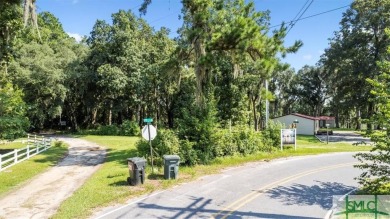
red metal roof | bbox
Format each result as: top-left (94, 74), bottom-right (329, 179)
top-left (316, 116), bottom-right (335, 120)
top-left (290, 113), bottom-right (335, 121)
top-left (291, 113), bottom-right (318, 120)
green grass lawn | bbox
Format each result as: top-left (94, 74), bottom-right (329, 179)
top-left (52, 134), bottom-right (372, 219)
top-left (0, 141), bottom-right (28, 150)
top-left (0, 141), bottom-right (68, 197)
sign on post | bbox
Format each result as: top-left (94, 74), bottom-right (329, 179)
top-left (280, 129), bottom-right (297, 151)
top-left (141, 125), bottom-right (157, 141)
top-left (143, 118), bottom-right (156, 173)
top-left (143, 118), bottom-right (153, 123)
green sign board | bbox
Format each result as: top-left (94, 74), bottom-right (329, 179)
top-left (143, 118), bottom-right (153, 123)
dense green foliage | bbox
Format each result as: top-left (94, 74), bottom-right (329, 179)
top-left (0, 81), bottom-right (29, 139)
top-left (136, 121), bottom-right (282, 166)
top-left (320, 0), bottom-right (390, 129)
top-left (354, 29), bottom-right (390, 194)
top-left (2, 1), bottom-right (388, 170)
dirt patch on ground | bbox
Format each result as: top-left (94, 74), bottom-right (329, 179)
top-left (0, 136), bottom-right (106, 219)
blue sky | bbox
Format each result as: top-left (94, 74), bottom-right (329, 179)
top-left (36, 0), bottom-right (353, 71)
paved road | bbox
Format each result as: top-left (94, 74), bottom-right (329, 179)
top-left (93, 152), bottom-right (362, 219)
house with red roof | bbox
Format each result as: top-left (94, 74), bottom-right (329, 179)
top-left (272, 113), bottom-right (335, 135)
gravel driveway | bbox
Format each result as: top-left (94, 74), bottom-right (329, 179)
top-left (316, 131), bottom-right (371, 144)
top-left (0, 136), bottom-right (106, 219)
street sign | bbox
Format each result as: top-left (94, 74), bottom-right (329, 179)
top-left (143, 118), bottom-right (153, 123)
top-left (142, 125), bottom-right (157, 141)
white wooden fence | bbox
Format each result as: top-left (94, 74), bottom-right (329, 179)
top-left (0, 134), bottom-right (53, 172)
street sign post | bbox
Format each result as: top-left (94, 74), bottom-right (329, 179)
top-left (142, 125), bottom-right (156, 141)
top-left (143, 118), bottom-right (156, 173)
top-left (143, 118), bottom-right (153, 123)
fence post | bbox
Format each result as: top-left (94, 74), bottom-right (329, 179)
top-left (47, 138), bottom-right (51, 148)
top-left (14, 149), bottom-right (18, 164)
top-left (27, 144), bottom-right (30, 159)
top-left (0, 154), bottom-right (2, 171)
top-left (36, 135), bottom-right (39, 153)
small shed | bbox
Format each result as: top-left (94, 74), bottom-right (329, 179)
top-left (272, 113), bottom-right (320, 135)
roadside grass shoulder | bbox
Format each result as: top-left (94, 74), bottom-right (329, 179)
top-left (0, 142), bottom-right (68, 197)
top-left (53, 135), bottom-right (372, 219)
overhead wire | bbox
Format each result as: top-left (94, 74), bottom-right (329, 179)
top-left (286, 0), bottom-right (314, 35)
top-left (131, 1), bottom-right (350, 34)
top-left (270, 5), bottom-right (350, 29)
top-left (287, 0), bottom-right (311, 30)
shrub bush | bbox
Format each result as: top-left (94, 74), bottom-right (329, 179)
top-left (213, 129), bottom-right (237, 157)
top-left (178, 139), bottom-right (199, 166)
top-left (135, 129), bottom-right (180, 165)
top-left (213, 126), bottom-right (263, 157)
top-left (0, 116), bottom-right (29, 140)
top-left (76, 120), bottom-right (140, 136)
top-left (235, 127), bottom-right (262, 155)
top-left (261, 121), bottom-right (283, 151)
top-left (97, 125), bottom-right (119, 135)
top-left (120, 120), bottom-right (140, 136)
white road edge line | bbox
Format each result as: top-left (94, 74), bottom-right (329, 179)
top-left (324, 188), bottom-right (357, 219)
top-left (94, 190), bottom-right (166, 219)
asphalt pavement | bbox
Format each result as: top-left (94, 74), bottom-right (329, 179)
top-left (315, 131), bottom-right (371, 144)
top-left (93, 152), bottom-right (362, 219)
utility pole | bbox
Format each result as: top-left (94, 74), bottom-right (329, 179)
top-left (265, 79), bottom-right (269, 128)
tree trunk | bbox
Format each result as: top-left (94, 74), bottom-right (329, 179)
top-left (166, 97), bottom-right (174, 128)
top-left (252, 98), bottom-right (258, 131)
top-left (168, 108), bottom-right (174, 128)
top-left (355, 108), bottom-right (361, 130)
top-left (92, 108), bottom-right (98, 125)
top-left (108, 100), bottom-right (113, 125)
top-left (367, 102), bottom-right (374, 131)
top-left (70, 114), bottom-right (78, 131)
top-left (155, 86), bottom-right (159, 128)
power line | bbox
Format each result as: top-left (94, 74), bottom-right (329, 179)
top-left (286, 0), bottom-right (314, 35)
top-left (270, 5), bottom-right (350, 29)
top-left (149, 11), bottom-right (180, 25)
top-left (288, 0), bottom-right (311, 30)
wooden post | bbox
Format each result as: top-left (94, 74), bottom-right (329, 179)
top-left (27, 144), bottom-right (30, 159)
top-left (0, 154), bottom-right (2, 171)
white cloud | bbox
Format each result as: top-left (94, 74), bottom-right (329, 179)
top-left (303, 54), bottom-right (313, 60)
top-left (67, 32), bottom-right (83, 42)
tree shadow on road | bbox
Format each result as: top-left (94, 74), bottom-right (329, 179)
top-left (134, 195), bottom-right (319, 219)
top-left (266, 181), bottom-right (355, 209)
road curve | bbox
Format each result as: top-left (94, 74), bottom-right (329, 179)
top-left (93, 152), bottom-right (362, 219)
